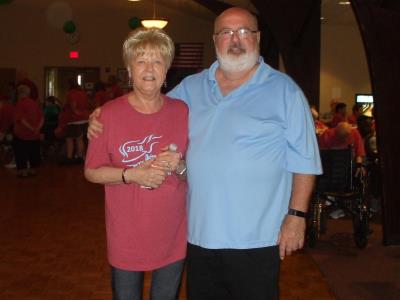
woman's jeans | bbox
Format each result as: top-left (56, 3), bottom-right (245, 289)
top-left (111, 259), bottom-right (184, 300)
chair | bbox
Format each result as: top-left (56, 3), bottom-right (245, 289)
top-left (307, 146), bottom-right (370, 249)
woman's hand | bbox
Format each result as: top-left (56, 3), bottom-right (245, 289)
top-left (127, 160), bottom-right (167, 189)
top-left (87, 107), bottom-right (103, 139)
top-left (152, 146), bottom-right (182, 173)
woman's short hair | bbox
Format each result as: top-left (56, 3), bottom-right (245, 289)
top-left (122, 27), bottom-right (175, 70)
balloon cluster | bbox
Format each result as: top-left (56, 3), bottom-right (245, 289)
top-left (63, 20), bottom-right (76, 34)
top-left (128, 17), bottom-right (141, 30)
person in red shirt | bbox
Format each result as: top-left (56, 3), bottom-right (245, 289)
top-left (330, 102), bottom-right (348, 128)
top-left (319, 121), bottom-right (365, 165)
top-left (93, 81), bottom-right (111, 107)
top-left (84, 28), bottom-right (188, 299)
top-left (13, 85), bottom-right (43, 177)
top-left (107, 74), bottom-right (124, 99)
top-left (60, 79), bottom-right (90, 164)
top-left (348, 103), bottom-right (362, 125)
top-left (319, 121), bottom-right (366, 219)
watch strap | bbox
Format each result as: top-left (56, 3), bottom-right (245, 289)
top-left (287, 208), bottom-right (308, 218)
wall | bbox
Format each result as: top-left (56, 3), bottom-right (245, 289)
top-left (320, 21), bottom-right (371, 114)
top-left (0, 1), bottom-right (372, 111)
top-left (0, 1), bottom-right (215, 101)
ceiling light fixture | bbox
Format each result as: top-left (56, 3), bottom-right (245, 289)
top-left (338, 1), bottom-right (351, 5)
top-left (141, 0), bottom-right (168, 29)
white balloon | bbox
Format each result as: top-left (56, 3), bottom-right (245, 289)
top-left (46, 0), bottom-right (72, 29)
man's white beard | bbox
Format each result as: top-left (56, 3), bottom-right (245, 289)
top-left (216, 47), bottom-right (259, 73)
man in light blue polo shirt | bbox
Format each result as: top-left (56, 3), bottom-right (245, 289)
top-left (168, 7), bottom-right (321, 299)
top-left (88, 6), bottom-right (321, 300)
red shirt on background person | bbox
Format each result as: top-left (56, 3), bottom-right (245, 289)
top-left (348, 104), bottom-right (362, 125)
top-left (319, 122), bottom-right (365, 162)
top-left (55, 81), bottom-right (89, 138)
top-left (107, 75), bottom-right (124, 99)
top-left (66, 87), bottom-right (90, 122)
top-left (94, 89), bottom-right (111, 107)
top-left (14, 96), bottom-right (43, 140)
top-left (93, 81), bottom-right (111, 107)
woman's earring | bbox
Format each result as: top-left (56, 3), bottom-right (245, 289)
top-left (163, 81), bottom-right (167, 88)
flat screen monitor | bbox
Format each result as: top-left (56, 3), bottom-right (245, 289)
top-left (355, 94), bottom-right (374, 104)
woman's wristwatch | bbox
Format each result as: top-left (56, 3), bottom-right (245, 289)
top-left (175, 160), bottom-right (187, 175)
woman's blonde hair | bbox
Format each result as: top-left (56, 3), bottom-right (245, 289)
top-left (122, 27), bottom-right (175, 70)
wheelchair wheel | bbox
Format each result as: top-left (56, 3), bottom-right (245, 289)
top-left (307, 201), bottom-right (323, 248)
top-left (352, 205), bottom-right (369, 249)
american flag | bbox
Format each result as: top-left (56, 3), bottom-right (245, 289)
top-left (172, 43), bottom-right (204, 68)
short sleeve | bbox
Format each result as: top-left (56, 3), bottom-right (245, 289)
top-left (85, 112), bottom-right (111, 169)
top-left (284, 90), bottom-right (322, 175)
top-left (167, 80), bottom-right (190, 106)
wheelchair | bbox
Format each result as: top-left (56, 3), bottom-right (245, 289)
top-left (307, 146), bottom-right (370, 249)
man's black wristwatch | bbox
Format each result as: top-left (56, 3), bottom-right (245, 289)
top-left (287, 208), bottom-right (308, 219)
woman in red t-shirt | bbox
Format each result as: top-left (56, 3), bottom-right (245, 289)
top-left (13, 85), bottom-right (43, 177)
top-left (84, 28), bottom-right (188, 300)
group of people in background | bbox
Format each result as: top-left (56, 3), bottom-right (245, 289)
top-left (0, 72), bottom-right (125, 176)
top-left (311, 101), bottom-right (380, 216)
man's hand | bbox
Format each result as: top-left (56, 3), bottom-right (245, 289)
top-left (277, 215), bottom-right (306, 260)
top-left (87, 107), bottom-right (103, 140)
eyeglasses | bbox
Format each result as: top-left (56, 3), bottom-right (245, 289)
top-left (214, 28), bottom-right (259, 39)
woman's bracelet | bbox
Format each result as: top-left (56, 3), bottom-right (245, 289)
top-left (122, 168), bottom-right (129, 184)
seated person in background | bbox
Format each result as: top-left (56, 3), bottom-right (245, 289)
top-left (311, 106), bottom-right (328, 136)
top-left (330, 102), bottom-right (348, 128)
top-left (319, 121), bottom-right (365, 174)
top-left (320, 99), bottom-right (338, 125)
top-left (348, 103), bottom-right (363, 126)
top-left (319, 122), bottom-right (366, 219)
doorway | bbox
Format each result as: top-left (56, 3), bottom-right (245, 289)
top-left (44, 67), bottom-right (100, 106)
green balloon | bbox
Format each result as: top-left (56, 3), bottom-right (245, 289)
top-left (128, 17), bottom-right (141, 29)
top-left (0, 0), bottom-right (13, 4)
top-left (63, 21), bottom-right (76, 34)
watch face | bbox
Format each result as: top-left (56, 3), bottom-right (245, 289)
top-left (66, 31), bottom-right (80, 44)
